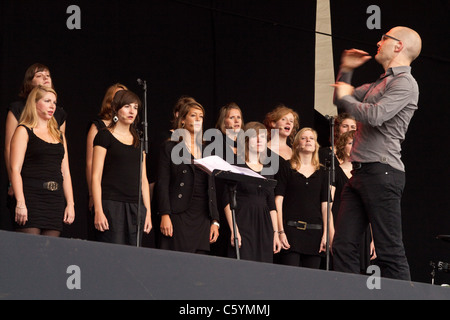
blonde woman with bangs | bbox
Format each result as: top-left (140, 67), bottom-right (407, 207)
top-left (274, 127), bottom-right (334, 269)
top-left (10, 86), bottom-right (75, 236)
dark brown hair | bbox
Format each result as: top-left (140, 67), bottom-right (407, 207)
top-left (19, 63), bottom-right (53, 99)
top-left (98, 83), bottom-right (128, 120)
top-left (108, 90), bottom-right (142, 148)
top-left (335, 130), bottom-right (355, 161)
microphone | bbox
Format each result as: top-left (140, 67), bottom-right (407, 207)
top-left (137, 78), bottom-right (146, 88)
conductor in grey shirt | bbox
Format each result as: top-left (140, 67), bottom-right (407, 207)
top-left (332, 26), bottom-right (422, 280)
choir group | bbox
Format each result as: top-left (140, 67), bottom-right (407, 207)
top-left (5, 63), bottom-right (356, 271)
top-left (4, 27), bottom-right (422, 281)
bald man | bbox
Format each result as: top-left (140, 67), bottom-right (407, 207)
top-left (332, 27), bottom-right (422, 281)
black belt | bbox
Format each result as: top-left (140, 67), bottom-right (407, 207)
top-left (26, 178), bottom-right (61, 191)
top-left (287, 220), bottom-right (322, 230)
top-left (352, 162), bottom-right (380, 170)
top-left (352, 162), bottom-right (363, 170)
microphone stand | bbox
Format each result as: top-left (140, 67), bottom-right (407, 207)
top-left (228, 183), bottom-right (240, 259)
top-left (325, 115), bottom-right (335, 271)
top-left (136, 78), bottom-right (149, 247)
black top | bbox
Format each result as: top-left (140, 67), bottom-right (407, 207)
top-left (275, 163), bottom-right (329, 255)
top-left (94, 129), bottom-right (141, 202)
top-left (89, 118), bottom-right (107, 132)
top-left (318, 146), bottom-right (339, 170)
top-left (331, 165), bottom-right (348, 222)
top-left (224, 162), bottom-right (277, 212)
top-left (8, 99), bottom-right (67, 128)
top-left (20, 124), bottom-right (64, 183)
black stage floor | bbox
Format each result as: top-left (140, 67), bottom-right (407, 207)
top-left (1, 230), bottom-right (449, 300)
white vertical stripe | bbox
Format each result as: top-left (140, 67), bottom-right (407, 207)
top-left (315, 0), bottom-right (337, 117)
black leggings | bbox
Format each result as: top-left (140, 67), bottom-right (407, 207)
top-left (279, 251), bottom-right (322, 269)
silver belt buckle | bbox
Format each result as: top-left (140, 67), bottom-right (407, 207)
top-left (44, 181), bottom-right (58, 191)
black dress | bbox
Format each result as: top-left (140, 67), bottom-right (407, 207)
top-left (16, 125), bottom-right (65, 231)
top-left (162, 165), bottom-right (211, 253)
top-left (225, 163), bottom-right (276, 263)
top-left (6, 100), bottom-right (67, 230)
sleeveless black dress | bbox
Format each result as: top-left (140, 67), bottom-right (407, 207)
top-left (16, 125), bottom-right (65, 231)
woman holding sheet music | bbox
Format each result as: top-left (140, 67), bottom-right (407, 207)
top-left (223, 122), bottom-right (281, 262)
top-left (156, 100), bottom-right (220, 254)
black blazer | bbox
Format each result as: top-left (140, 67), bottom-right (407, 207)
top-left (156, 140), bottom-right (219, 222)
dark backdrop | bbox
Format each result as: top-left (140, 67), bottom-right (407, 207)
top-left (1, 0), bottom-right (449, 284)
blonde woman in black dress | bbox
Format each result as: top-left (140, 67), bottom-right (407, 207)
top-left (10, 86), bottom-right (74, 236)
top-left (275, 127), bottom-right (334, 268)
top-left (5, 63), bottom-right (67, 229)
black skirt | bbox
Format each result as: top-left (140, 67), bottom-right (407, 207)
top-left (159, 167), bottom-right (210, 253)
top-left (15, 178), bottom-right (65, 232)
top-left (95, 199), bottom-right (146, 246)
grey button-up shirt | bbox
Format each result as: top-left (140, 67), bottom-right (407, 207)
top-left (336, 66), bottom-right (419, 172)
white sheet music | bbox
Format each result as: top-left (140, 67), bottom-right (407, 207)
top-left (193, 156), bottom-right (266, 179)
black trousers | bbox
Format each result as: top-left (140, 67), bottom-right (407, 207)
top-left (332, 162), bottom-right (411, 281)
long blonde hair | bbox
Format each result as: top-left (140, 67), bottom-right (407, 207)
top-left (290, 127), bottom-right (321, 171)
top-left (19, 85), bottom-right (62, 143)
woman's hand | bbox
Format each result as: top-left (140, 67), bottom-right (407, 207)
top-left (144, 210), bottom-right (152, 234)
top-left (15, 202), bottom-right (28, 226)
top-left (230, 229), bottom-right (242, 248)
top-left (209, 222), bottom-right (219, 243)
top-left (273, 231), bottom-right (282, 254)
top-left (94, 210), bottom-right (109, 232)
top-left (160, 214), bottom-right (173, 237)
top-left (278, 231), bottom-right (290, 250)
top-left (63, 203), bottom-right (75, 225)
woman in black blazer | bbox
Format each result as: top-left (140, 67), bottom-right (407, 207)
top-left (156, 100), bottom-right (219, 254)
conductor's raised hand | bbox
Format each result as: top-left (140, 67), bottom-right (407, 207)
top-left (340, 49), bottom-right (372, 72)
top-left (331, 81), bottom-right (355, 100)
